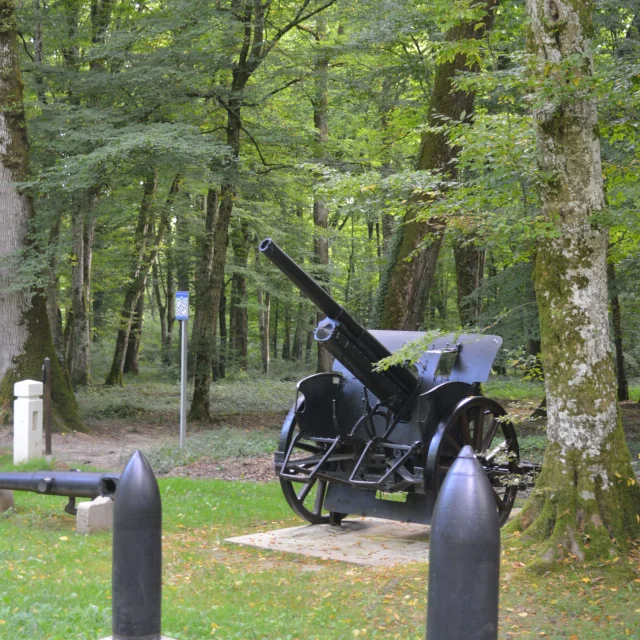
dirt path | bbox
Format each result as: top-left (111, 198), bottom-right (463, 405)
top-left (0, 420), bottom-right (175, 471)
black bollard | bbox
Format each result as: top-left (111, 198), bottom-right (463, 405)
top-left (112, 450), bottom-right (162, 640)
top-left (426, 445), bottom-right (500, 640)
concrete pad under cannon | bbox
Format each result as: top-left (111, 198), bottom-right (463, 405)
top-left (226, 517), bottom-right (430, 567)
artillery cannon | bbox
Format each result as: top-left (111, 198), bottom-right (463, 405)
top-left (0, 470), bottom-right (119, 514)
top-left (260, 238), bottom-right (532, 527)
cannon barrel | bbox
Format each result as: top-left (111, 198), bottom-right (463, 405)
top-left (0, 471), bottom-right (119, 498)
top-left (260, 238), bottom-right (418, 414)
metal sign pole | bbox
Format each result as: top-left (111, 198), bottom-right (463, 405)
top-left (176, 292), bottom-right (189, 450)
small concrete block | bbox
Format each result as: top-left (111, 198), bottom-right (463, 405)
top-left (0, 489), bottom-right (14, 512)
top-left (14, 379), bottom-right (43, 398)
top-left (76, 496), bottom-right (114, 534)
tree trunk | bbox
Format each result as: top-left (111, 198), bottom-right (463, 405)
top-left (217, 285), bottom-right (227, 380)
top-left (0, 0), bottom-right (82, 430)
top-left (305, 315), bottom-right (314, 364)
top-left (510, 0), bottom-right (640, 559)
top-left (608, 261), bottom-right (628, 401)
top-left (152, 216), bottom-right (176, 368)
top-left (45, 216), bottom-right (65, 364)
top-left (123, 292), bottom-right (143, 375)
top-left (258, 290), bottom-right (270, 373)
top-left (375, 9), bottom-right (494, 330)
top-left (190, 190), bottom-right (218, 417)
top-left (190, 182), bottom-right (233, 419)
top-left (271, 298), bottom-right (280, 358)
top-left (230, 220), bottom-right (250, 370)
top-left (175, 207), bottom-right (191, 292)
top-left (292, 303), bottom-right (306, 361)
top-left (312, 15), bottom-right (333, 373)
top-left (255, 245), bottom-right (270, 374)
top-left (282, 303), bottom-right (292, 361)
top-left (453, 239), bottom-right (485, 326)
top-left (69, 197), bottom-right (96, 387)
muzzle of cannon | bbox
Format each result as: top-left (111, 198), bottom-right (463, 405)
top-left (0, 470), bottom-right (119, 514)
top-left (261, 238), bottom-right (539, 528)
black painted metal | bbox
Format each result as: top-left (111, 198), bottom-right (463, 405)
top-left (0, 471), bottom-right (118, 498)
top-left (426, 445), bottom-right (500, 640)
top-left (112, 450), bottom-right (162, 640)
top-left (262, 239), bottom-right (534, 527)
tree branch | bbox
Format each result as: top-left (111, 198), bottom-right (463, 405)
top-left (16, 31), bottom-right (35, 63)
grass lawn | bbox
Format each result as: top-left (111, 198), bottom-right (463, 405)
top-left (0, 373), bottom-right (638, 639)
top-left (0, 471), bottom-right (638, 640)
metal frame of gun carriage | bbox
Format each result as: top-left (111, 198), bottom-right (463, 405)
top-left (260, 238), bottom-right (539, 528)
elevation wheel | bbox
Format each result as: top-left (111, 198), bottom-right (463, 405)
top-left (276, 402), bottom-right (347, 525)
top-left (425, 396), bottom-right (520, 526)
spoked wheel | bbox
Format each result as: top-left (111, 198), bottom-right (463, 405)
top-left (425, 396), bottom-right (521, 526)
top-left (276, 402), bottom-right (346, 525)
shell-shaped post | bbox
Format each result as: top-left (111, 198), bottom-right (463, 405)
top-left (426, 445), bottom-right (500, 640)
top-left (112, 450), bottom-right (162, 640)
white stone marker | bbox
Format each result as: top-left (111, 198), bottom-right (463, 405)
top-left (13, 379), bottom-right (44, 464)
top-left (76, 496), bottom-right (114, 535)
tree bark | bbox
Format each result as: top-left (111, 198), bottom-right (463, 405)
top-left (230, 220), bottom-right (250, 370)
top-left (123, 292), bottom-right (143, 375)
top-left (0, 0), bottom-right (82, 430)
top-left (453, 239), bottom-right (485, 326)
top-left (271, 298), bottom-right (279, 359)
top-left (375, 9), bottom-right (494, 330)
top-left (258, 289), bottom-right (270, 373)
top-left (190, 190), bottom-right (219, 417)
top-left (510, 0), bottom-right (640, 559)
top-left (282, 303), bottom-right (292, 361)
top-left (608, 261), bottom-right (628, 402)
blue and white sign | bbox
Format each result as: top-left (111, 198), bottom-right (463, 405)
top-left (176, 291), bottom-right (189, 320)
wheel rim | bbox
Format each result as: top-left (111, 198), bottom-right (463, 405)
top-left (425, 396), bottom-right (520, 526)
top-left (277, 401), bottom-right (335, 525)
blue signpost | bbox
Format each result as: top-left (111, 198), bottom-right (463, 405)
top-left (176, 292), bottom-right (189, 449)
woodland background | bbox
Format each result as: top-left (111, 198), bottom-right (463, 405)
top-left (5, 0), bottom-right (640, 415)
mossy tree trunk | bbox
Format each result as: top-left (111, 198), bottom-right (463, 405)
top-left (510, 0), bottom-right (640, 561)
top-left (0, 0), bottom-right (82, 430)
top-left (375, 5), bottom-right (494, 330)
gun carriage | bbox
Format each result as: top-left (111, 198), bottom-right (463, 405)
top-left (260, 238), bottom-right (529, 527)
